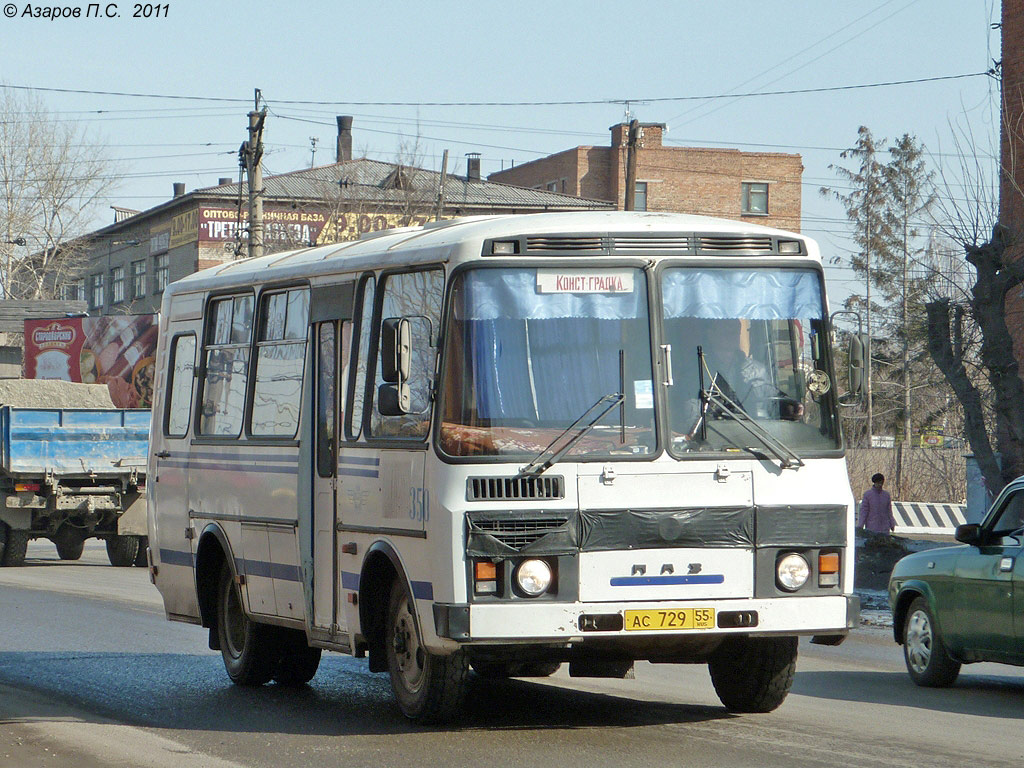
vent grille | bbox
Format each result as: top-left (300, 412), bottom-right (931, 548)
top-left (467, 475), bottom-right (565, 501)
top-left (470, 515), bottom-right (571, 550)
top-left (612, 236), bottom-right (690, 251)
top-left (697, 236), bottom-right (774, 253)
top-left (526, 236), bottom-right (603, 252)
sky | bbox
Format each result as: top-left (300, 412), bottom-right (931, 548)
top-left (0, 0), bottom-right (1003, 307)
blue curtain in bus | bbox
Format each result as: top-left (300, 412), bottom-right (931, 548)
top-left (464, 269), bottom-right (644, 321)
top-left (662, 269), bottom-right (823, 319)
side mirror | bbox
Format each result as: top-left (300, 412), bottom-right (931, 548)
top-left (381, 318), bottom-right (411, 384)
top-left (848, 333), bottom-right (865, 396)
top-left (378, 382), bottom-right (411, 416)
top-left (954, 523), bottom-right (982, 545)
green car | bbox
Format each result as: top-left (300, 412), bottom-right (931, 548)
top-left (889, 480), bottom-right (1024, 686)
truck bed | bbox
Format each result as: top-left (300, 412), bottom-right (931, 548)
top-left (0, 408), bottom-right (150, 477)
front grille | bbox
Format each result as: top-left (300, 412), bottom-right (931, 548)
top-left (467, 475), bottom-right (564, 501)
top-left (470, 514), bottom-right (571, 550)
top-left (612, 236), bottom-right (690, 251)
top-left (697, 235), bottom-right (774, 253)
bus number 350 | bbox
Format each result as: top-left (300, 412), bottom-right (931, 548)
top-left (410, 487), bottom-right (430, 522)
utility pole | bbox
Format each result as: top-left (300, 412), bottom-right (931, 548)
top-left (435, 149), bottom-right (449, 221)
top-left (309, 136), bottom-right (319, 168)
top-left (623, 119), bottom-right (640, 211)
top-left (239, 89), bottom-right (267, 260)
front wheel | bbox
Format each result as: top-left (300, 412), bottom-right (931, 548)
top-left (216, 562), bottom-right (276, 686)
top-left (386, 577), bottom-right (468, 723)
top-left (903, 596), bottom-right (960, 687)
top-left (0, 523), bottom-right (29, 567)
top-left (708, 636), bottom-right (798, 713)
top-left (272, 628), bottom-right (321, 686)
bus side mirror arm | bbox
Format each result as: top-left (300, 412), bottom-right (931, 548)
top-left (830, 309), bottom-right (864, 408)
top-left (378, 382), bottom-right (411, 415)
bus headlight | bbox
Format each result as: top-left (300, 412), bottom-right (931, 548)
top-left (515, 559), bottom-right (552, 597)
top-left (776, 553), bottom-right (810, 592)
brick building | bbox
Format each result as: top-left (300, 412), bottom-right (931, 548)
top-left (72, 119), bottom-right (611, 316)
top-left (488, 122), bottom-right (803, 232)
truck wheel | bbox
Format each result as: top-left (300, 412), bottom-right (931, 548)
top-left (106, 535), bottom-right (140, 567)
top-left (272, 628), bottom-right (321, 686)
top-left (216, 561), bottom-right (276, 686)
top-left (0, 523), bottom-right (28, 567)
top-left (132, 537), bottom-right (149, 567)
top-left (386, 577), bottom-right (468, 723)
top-left (708, 636), bottom-right (798, 713)
top-left (53, 527), bottom-right (85, 561)
top-left (472, 661), bottom-right (561, 678)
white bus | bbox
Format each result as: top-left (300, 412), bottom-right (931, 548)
top-left (147, 212), bottom-right (860, 723)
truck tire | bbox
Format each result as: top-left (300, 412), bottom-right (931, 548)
top-left (53, 527), bottom-right (85, 561)
top-left (0, 523), bottom-right (28, 567)
top-left (708, 636), bottom-right (798, 713)
top-left (216, 561), bottom-right (276, 686)
top-left (272, 628), bottom-right (321, 687)
top-left (133, 536), bottom-right (149, 567)
top-left (386, 576), bottom-right (468, 723)
top-left (472, 661), bottom-right (561, 678)
top-left (106, 535), bottom-right (140, 567)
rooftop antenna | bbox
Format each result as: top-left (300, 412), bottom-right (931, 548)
top-left (309, 136), bottom-right (319, 168)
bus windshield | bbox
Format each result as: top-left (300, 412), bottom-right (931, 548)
top-left (439, 266), bottom-right (657, 459)
top-left (661, 266), bottom-right (840, 456)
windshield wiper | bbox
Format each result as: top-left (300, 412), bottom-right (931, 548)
top-left (517, 392), bottom-right (625, 478)
top-left (694, 349), bottom-right (803, 469)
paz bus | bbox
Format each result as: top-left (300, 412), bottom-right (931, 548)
top-left (147, 211), bottom-right (860, 723)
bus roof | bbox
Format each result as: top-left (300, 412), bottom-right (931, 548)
top-left (167, 211), bottom-right (818, 297)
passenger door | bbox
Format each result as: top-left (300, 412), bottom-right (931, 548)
top-left (310, 283), bottom-right (354, 635)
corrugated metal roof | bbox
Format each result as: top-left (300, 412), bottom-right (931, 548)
top-left (192, 158), bottom-right (612, 211)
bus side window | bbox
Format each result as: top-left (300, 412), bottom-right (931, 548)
top-left (370, 269), bottom-right (443, 439)
top-left (346, 275), bottom-right (376, 440)
top-left (165, 334), bottom-right (196, 437)
top-left (250, 287), bottom-right (309, 437)
top-left (199, 293), bottom-right (254, 437)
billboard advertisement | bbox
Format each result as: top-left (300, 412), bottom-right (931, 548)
top-left (23, 315), bottom-right (159, 408)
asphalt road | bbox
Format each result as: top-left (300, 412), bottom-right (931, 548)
top-left (2, 540), bottom-right (1024, 768)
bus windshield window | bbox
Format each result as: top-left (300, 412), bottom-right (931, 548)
top-left (661, 267), bottom-right (840, 455)
top-left (440, 267), bottom-right (656, 459)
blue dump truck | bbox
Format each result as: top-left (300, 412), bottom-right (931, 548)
top-left (0, 405), bottom-right (149, 567)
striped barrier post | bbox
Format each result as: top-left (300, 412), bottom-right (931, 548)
top-left (891, 501), bottom-right (967, 536)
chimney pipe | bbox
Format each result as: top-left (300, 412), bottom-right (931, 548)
top-left (218, 177), bottom-right (232, 186)
top-left (337, 115), bottom-right (353, 162)
top-left (466, 152), bottom-right (481, 181)
top-left (173, 182), bottom-right (185, 197)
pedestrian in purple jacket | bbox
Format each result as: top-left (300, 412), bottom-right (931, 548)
top-left (858, 472), bottom-right (895, 535)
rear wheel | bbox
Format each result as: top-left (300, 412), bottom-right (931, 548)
top-left (106, 535), bottom-right (141, 567)
top-left (708, 636), bottom-right (798, 713)
top-left (132, 536), bottom-right (149, 567)
top-left (903, 596), bottom-right (960, 687)
top-left (53, 526), bottom-right (85, 561)
top-left (216, 562), bottom-right (276, 686)
top-left (0, 523), bottom-right (29, 567)
top-left (386, 577), bottom-right (468, 723)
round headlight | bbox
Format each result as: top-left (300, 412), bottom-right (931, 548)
top-left (776, 553), bottom-right (810, 592)
top-left (515, 559), bottom-right (553, 597)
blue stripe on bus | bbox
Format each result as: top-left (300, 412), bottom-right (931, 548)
top-left (337, 467), bottom-right (380, 478)
top-left (609, 574), bottom-right (725, 587)
top-left (241, 560), bottom-right (302, 582)
top-left (159, 548), bottom-right (194, 567)
top-left (338, 455), bottom-right (381, 466)
top-left (411, 581), bottom-right (433, 600)
top-left (160, 459), bottom-right (298, 475)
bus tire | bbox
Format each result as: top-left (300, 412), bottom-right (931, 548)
top-left (386, 577), bottom-right (468, 723)
top-left (272, 628), bottom-right (321, 687)
top-left (216, 562), bottom-right (275, 686)
top-left (472, 661), bottom-right (561, 679)
top-left (132, 537), bottom-right (149, 567)
top-left (53, 526), bottom-right (85, 561)
top-left (0, 524), bottom-right (29, 567)
top-left (708, 636), bottom-right (797, 713)
top-left (106, 535), bottom-right (140, 567)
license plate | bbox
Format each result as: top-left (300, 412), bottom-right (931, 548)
top-left (623, 608), bottom-right (715, 632)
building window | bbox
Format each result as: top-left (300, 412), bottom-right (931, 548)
top-left (546, 181), bottom-right (558, 192)
top-left (111, 266), bottom-right (125, 304)
top-left (131, 260), bottom-right (146, 298)
top-left (634, 182), bottom-right (648, 212)
top-left (62, 280), bottom-right (85, 302)
top-left (154, 253), bottom-right (168, 293)
top-left (742, 182), bottom-right (769, 215)
top-left (90, 274), bottom-right (104, 309)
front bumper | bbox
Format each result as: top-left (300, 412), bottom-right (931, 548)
top-left (434, 594), bottom-right (859, 642)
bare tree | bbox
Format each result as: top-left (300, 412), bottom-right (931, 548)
top-left (0, 87), bottom-right (121, 299)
